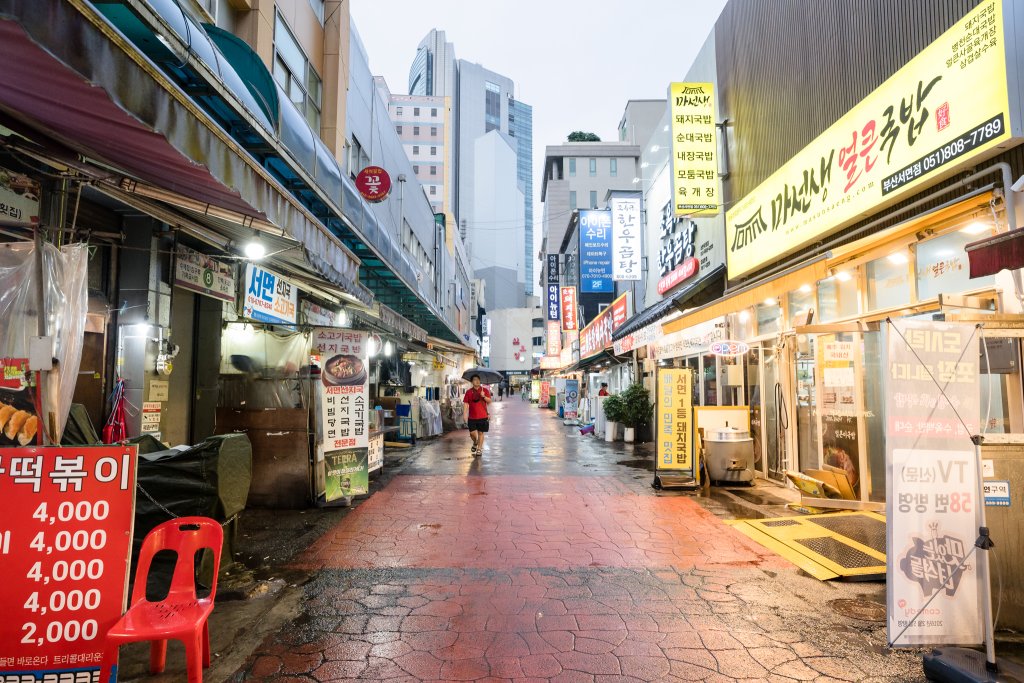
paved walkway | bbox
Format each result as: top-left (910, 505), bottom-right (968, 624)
top-left (234, 399), bottom-right (925, 682)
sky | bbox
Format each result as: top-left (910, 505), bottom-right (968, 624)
top-left (349, 0), bottom-right (728, 294)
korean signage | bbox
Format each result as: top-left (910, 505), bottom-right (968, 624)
top-left (243, 264), bottom-right (298, 325)
top-left (564, 379), bottom-right (580, 420)
top-left (0, 357), bottom-right (29, 391)
top-left (368, 432), bottom-right (384, 473)
top-left (613, 322), bottom-right (662, 356)
top-left (301, 300), bottom-right (340, 327)
top-left (546, 320), bottom-right (562, 357)
top-left (313, 329), bottom-right (370, 501)
top-left (546, 253), bottom-right (560, 284)
top-left (727, 0), bottom-right (1013, 279)
top-left (579, 293), bottom-right (629, 359)
top-left (820, 341), bottom-right (862, 495)
top-left (578, 210), bottom-right (613, 293)
top-left (670, 82), bottom-right (719, 217)
top-left (539, 356), bottom-right (560, 370)
top-left (540, 381), bottom-right (551, 406)
top-left (174, 245), bottom-right (236, 303)
top-left (611, 197), bottom-right (642, 281)
top-left (355, 166), bottom-right (392, 202)
top-left (531, 380), bottom-right (541, 402)
top-left (546, 285), bottom-right (560, 321)
top-left (560, 287), bottom-right (578, 332)
top-left (886, 320), bottom-right (981, 646)
top-left (0, 446), bottom-right (136, 682)
top-left (657, 368), bottom-right (696, 478)
top-left (652, 318), bottom-right (726, 360)
top-left (0, 167), bottom-right (41, 224)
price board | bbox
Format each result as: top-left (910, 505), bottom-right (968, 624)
top-left (0, 446), bottom-right (137, 681)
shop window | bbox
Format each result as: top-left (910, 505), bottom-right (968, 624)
top-left (729, 308), bottom-right (756, 340)
top-left (787, 284), bottom-right (815, 328)
top-left (980, 338), bottom-right (1022, 433)
top-left (916, 224), bottom-right (997, 301)
top-left (702, 354), bottom-right (718, 406)
top-left (756, 299), bottom-right (782, 336)
top-left (866, 251), bottom-right (911, 311)
top-left (817, 271), bottom-right (859, 322)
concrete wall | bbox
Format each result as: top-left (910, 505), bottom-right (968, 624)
top-left (485, 306), bottom-right (536, 372)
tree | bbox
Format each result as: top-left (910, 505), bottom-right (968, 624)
top-left (567, 131), bottom-right (601, 142)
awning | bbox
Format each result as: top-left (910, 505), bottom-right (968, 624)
top-left (966, 228), bottom-right (1024, 278)
top-left (613, 265), bottom-right (727, 341)
top-left (567, 349), bottom-right (626, 374)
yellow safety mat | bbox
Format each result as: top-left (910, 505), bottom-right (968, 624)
top-left (727, 511), bottom-right (886, 581)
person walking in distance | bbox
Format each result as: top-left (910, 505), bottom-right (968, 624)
top-left (464, 374), bottom-right (492, 457)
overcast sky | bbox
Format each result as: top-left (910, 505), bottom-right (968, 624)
top-left (349, 0), bottom-right (727, 291)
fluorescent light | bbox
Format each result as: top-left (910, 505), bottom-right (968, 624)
top-left (244, 236), bottom-right (266, 260)
top-left (961, 221), bottom-right (990, 236)
top-left (738, 309), bottom-right (751, 324)
top-left (834, 270), bottom-right (852, 282)
top-left (798, 283), bottom-right (812, 294)
top-left (763, 297), bottom-right (777, 306)
top-left (384, 340), bottom-right (394, 356)
top-left (887, 251), bottom-right (909, 265)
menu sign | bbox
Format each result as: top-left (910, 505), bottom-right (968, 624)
top-left (820, 341), bottom-right (862, 494)
top-left (657, 368), bottom-right (696, 479)
top-left (669, 83), bottom-right (719, 217)
top-left (313, 329), bottom-right (369, 501)
top-left (0, 446), bottom-right (136, 681)
top-left (886, 320), bottom-right (981, 646)
top-left (611, 197), bottom-right (642, 281)
top-left (243, 264), bottom-right (298, 325)
top-left (174, 245), bottom-right (235, 303)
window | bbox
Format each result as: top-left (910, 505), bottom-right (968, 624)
top-left (413, 126), bottom-right (420, 135)
top-left (413, 165), bottom-right (420, 174)
top-left (532, 319), bottom-right (543, 328)
top-left (396, 125), bottom-right (403, 135)
top-left (569, 158), bottom-right (576, 177)
top-left (916, 225), bottom-right (996, 301)
top-left (431, 108), bottom-right (438, 117)
top-left (485, 81), bottom-right (501, 132)
top-left (787, 285), bottom-right (815, 327)
top-left (430, 186), bottom-right (437, 195)
top-left (569, 191), bottom-right (577, 210)
top-left (412, 146), bottom-right (420, 155)
top-left (756, 299), bottom-right (782, 336)
top-left (589, 190), bottom-right (597, 208)
top-left (589, 158), bottom-right (597, 176)
top-left (307, 0), bottom-right (325, 24)
top-left (431, 126), bottom-right (438, 136)
top-left (414, 107), bottom-right (420, 116)
top-left (430, 146), bottom-right (437, 155)
top-left (532, 336), bottom-right (543, 346)
top-left (817, 271), bottom-right (859, 322)
top-left (866, 251), bottom-right (911, 311)
top-left (610, 159), bottom-right (618, 177)
top-left (429, 166), bottom-right (437, 176)
top-left (273, 14), bottom-right (321, 131)
top-left (396, 106), bottom-right (403, 116)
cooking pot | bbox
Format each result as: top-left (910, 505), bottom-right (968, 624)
top-left (704, 426), bottom-right (755, 483)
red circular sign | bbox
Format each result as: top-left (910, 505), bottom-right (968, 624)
top-left (355, 166), bottom-right (391, 202)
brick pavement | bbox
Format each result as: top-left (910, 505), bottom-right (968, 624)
top-left (233, 400), bottom-right (925, 682)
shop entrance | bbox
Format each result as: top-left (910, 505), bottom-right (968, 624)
top-left (760, 345), bottom-right (787, 482)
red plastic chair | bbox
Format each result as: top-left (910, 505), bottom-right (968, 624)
top-left (101, 517), bottom-right (223, 683)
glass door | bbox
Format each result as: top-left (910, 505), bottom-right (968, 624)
top-left (762, 346), bottom-right (786, 481)
top-left (746, 347), bottom-right (763, 474)
top-left (794, 335), bottom-right (819, 473)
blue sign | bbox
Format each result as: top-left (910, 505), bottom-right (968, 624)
top-left (243, 263), bottom-right (298, 324)
top-left (579, 210), bottom-right (613, 293)
top-left (546, 284), bottom-right (560, 320)
top-left (984, 480), bottom-right (1011, 507)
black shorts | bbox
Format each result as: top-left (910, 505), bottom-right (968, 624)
top-left (467, 418), bottom-right (489, 433)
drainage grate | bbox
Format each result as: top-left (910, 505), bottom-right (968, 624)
top-left (795, 537), bottom-right (882, 569)
top-left (760, 519), bottom-right (801, 528)
top-left (807, 515), bottom-right (886, 554)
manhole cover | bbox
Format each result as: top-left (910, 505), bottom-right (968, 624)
top-left (829, 598), bottom-right (886, 622)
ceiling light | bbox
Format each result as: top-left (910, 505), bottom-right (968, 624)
top-left (384, 340), bottom-right (394, 356)
top-left (243, 234), bottom-right (266, 260)
top-left (961, 221), bottom-right (990, 236)
top-left (798, 283), bottom-right (812, 294)
top-left (834, 270), bottom-right (852, 282)
top-left (738, 309), bottom-right (751, 324)
top-left (763, 297), bottom-right (777, 306)
top-left (887, 251), bottom-right (909, 265)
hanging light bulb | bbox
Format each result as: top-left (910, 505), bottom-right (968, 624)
top-left (384, 340), bottom-right (394, 356)
top-left (243, 231), bottom-right (266, 260)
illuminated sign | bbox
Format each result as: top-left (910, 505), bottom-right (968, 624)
top-left (611, 197), bottom-right (641, 280)
top-left (670, 82), bottom-right (719, 217)
top-left (709, 340), bottom-right (750, 357)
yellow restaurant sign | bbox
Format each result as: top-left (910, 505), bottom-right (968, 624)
top-left (726, 0), bottom-right (1014, 279)
top-left (670, 82), bottom-right (719, 217)
top-left (657, 367), bottom-right (695, 478)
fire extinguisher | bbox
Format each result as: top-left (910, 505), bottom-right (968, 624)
top-left (102, 378), bottom-right (128, 444)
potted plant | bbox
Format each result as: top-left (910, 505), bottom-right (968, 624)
top-left (619, 383), bottom-right (654, 443)
top-left (602, 393), bottom-right (625, 442)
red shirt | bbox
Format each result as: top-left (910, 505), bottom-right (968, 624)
top-left (463, 387), bottom-right (491, 420)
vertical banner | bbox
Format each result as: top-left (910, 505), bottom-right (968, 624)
top-left (611, 197), bottom-right (642, 280)
top-left (0, 446), bottom-right (137, 681)
top-left (886, 320), bottom-right (981, 646)
top-left (560, 287), bottom-right (578, 332)
top-left (313, 329), bottom-right (370, 501)
top-left (540, 381), bottom-right (551, 407)
top-left (531, 379), bottom-right (541, 402)
top-left (546, 320), bottom-right (562, 356)
top-left (564, 379), bottom-right (580, 420)
top-left (820, 341), bottom-right (861, 493)
top-left (546, 254), bottom-right (561, 321)
top-left (579, 210), bottom-right (613, 293)
top-left (657, 367), bottom-right (696, 479)
top-left (669, 82), bottom-right (719, 217)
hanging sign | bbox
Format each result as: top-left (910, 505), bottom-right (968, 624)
top-left (301, 300), bottom-right (341, 327)
top-left (564, 379), bottom-right (580, 420)
top-left (546, 321), bottom-right (562, 357)
top-left (578, 210), bottom-right (613, 293)
top-left (886, 320), bottom-right (981, 647)
top-left (243, 264), bottom-right (298, 325)
top-left (579, 293), bottom-right (629, 359)
top-left (0, 446), bottom-right (137, 682)
top-left (174, 245), bottom-right (235, 303)
top-left (727, 0), bottom-right (1012, 279)
top-left (560, 287), bottom-right (578, 332)
top-left (546, 285), bottom-right (560, 321)
top-left (611, 197), bottom-right (642, 280)
top-left (656, 367), bottom-right (696, 479)
top-left (669, 83), bottom-right (719, 217)
top-left (0, 166), bottom-right (41, 224)
top-left (355, 166), bottom-right (392, 202)
top-left (531, 380), bottom-right (541, 402)
top-left (313, 329), bottom-right (370, 501)
top-left (613, 322), bottom-right (662, 356)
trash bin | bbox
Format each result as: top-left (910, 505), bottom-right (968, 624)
top-left (704, 426), bottom-right (756, 483)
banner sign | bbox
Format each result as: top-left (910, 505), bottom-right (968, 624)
top-left (611, 197), bottom-right (642, 281)
top-left (560, 287), bottom-right (578, 332)
top-left (531, 380), bottom-right (541, 402)
top-left (579, 210), bottom-right (613, 293)
top-left (669, 82), bottom-right (719, 217)
top-left (886, 320), bottom-right (981, 646)
top-left (579, 293), bottom-right (629, 358)
top-left (0, 166), bottom-right (41, 224)
top-left (546, 284), bottom-right (560, 321)
top-left (243, 264), bottom-right (298, 325)
top-left (652, 318), bottom-right (726, 360)
top-left (301, 300), bottom-right (340, 327)
top-left (540, 381), bottom-right (551, 407)
top-left (657, 367), bottom-right (696, 478)
top-left (539, 356), bottom-right (560, 370)
top-left (546, 253), bottom-right (560, 284)
top-left (368, 432), bottom-right (384, 473)
top-left (564, 379), bottom-right (580, 420)
top-left (0, 446), bottom-right (137, 681)
top-left (546, 320), bottom-right (562, 357)
top-left (613, 322), bottom-right (662, 356)
top-left (174, 245), bottom-right (236, 303)
top-left (727, 0), bottom-right (1012, 278)
top-left (821, 341), bottom-right (862, 494)
top-left (313, 329), bottom-right (370, 501)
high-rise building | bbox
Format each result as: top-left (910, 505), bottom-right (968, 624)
top-left (408, 29), bottom-right (456, 97)
top-left (510, 99), bottom-right (534, 297)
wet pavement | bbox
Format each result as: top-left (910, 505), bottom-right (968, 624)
top-left (226, 399), bottom-right (926, 682)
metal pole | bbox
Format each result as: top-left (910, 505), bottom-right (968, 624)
top-left (973, 435), bottom-right (998, 671)
top-left (33, 226), bottom-right (49, 445)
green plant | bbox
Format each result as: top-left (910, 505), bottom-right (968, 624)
top-left (602, 394), bottom-right (625, 423)
top-left (619, 383), bottom-right (654, 429)
top-left (567, 131), bottom-right (601, 142)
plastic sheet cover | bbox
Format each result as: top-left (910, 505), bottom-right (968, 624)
top-left (0, 241), bottom-right (88, 441)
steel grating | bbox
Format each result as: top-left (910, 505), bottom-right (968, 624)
top-left (761, 519), bottom-right (800, 528)
top-left (807, 514), bottom-right (886, 554)
top-left (795, 537), bottom-right (882, 570)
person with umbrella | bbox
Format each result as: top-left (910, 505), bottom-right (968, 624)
top-left (463, 373), bottom-right (492, 457)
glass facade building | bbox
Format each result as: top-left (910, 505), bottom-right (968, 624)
top-left (510, 99), bottom-right (533, 296)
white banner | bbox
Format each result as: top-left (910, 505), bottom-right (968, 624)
top-left (174, 245), bottom-right (235, 303)
top-left (611, 197), bottom-right (642, 281)
top-left (886, 320), bottom-right (981, 646)
top-left (313, 329), bottom-right (370, 452)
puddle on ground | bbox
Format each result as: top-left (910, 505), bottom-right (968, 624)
top-left (616, 459), bottom-right (655, 471)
